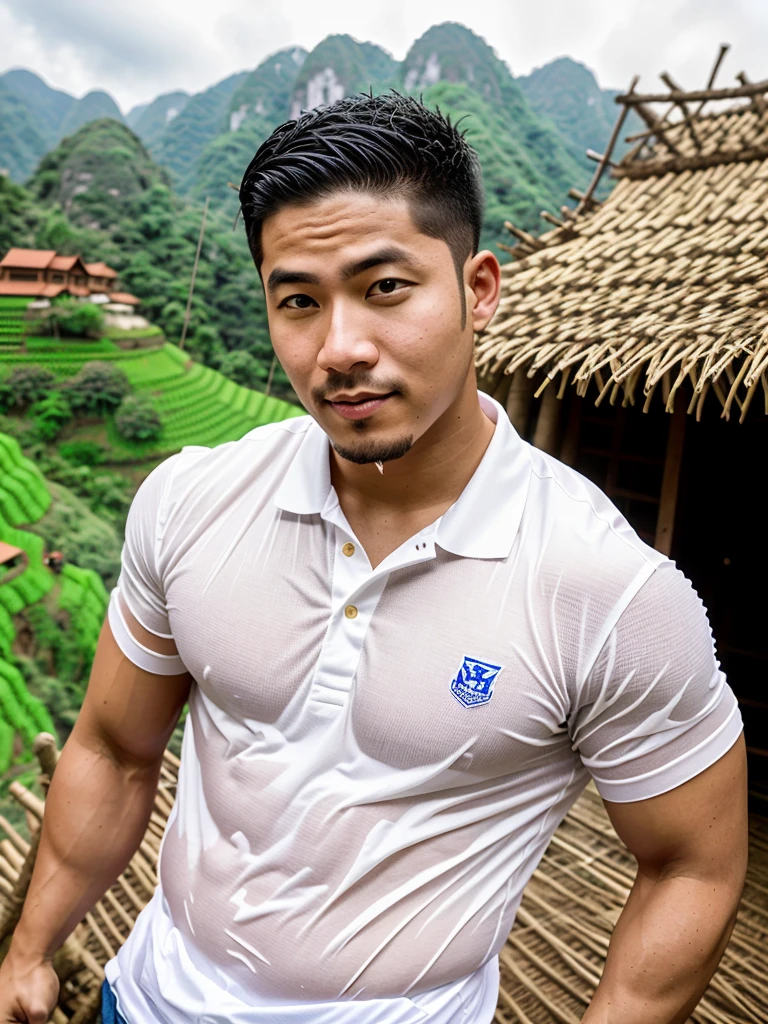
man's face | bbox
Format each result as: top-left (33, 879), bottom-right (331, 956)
top-left (260, 190), bottom-right (499, 465)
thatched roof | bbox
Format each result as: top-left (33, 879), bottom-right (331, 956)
top-left (477, 47), bottom-right (768, 421)
top-left (1, 735), bottom-right (767, 1023)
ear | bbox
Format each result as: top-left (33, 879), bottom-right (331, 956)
top-left (465, 251), bottom-right (502, 332)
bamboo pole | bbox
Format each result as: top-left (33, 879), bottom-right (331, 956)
top-left (179, 196), bottom-right (209, 352)
top-left (576, 80), bottom-right (637, 215)
top-left (617, 77), bottom-right (768, 105)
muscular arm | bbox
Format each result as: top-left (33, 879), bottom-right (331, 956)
top-left (583, 736), bottom-right (748, 1024)
top-left (0, 610), bottom-right (191, 1023)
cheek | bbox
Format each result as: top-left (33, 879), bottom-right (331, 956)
top-left (383, 298), bottom-right (465, 374)
top-left (270, 325), bottom-right (318, 381)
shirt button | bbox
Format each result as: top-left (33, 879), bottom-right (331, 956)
top-left (342, 542), bottom-right (355, 557)
top-left (345, 605), bottom-right (358, 619)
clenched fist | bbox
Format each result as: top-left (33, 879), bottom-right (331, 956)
top-left (0, 952), bottom-right (59, 1024)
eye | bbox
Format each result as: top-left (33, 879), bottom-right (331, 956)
top-left (367, 278), bottom-right (411, 298)
top-left (278, 294), bottom-right (318, 310)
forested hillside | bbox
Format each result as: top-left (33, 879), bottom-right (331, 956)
top-left (4, 120), bottom-right (285, 393)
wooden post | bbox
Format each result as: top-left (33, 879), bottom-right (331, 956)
top-left (654, 402), bottom-right (687, 555)
top-left (264, 355), bottom-right (276, 397)
top-left (0, 734), bottom-right (60, 943)
top-left (505, 370), bottom-right (536, 437)
top-left (532, 383), bottom-right (563, 455)
top-left (559, 395), bottom-right (583, 466)
top-left (179, 196), bottom-right (209, 352)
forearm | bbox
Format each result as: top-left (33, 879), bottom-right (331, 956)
top-left (10, 727), bottom-right (161, 965)
top-left (583, 866), bottom-right (741, 1024)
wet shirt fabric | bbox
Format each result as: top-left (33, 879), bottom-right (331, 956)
top-left (105, 393), bottom-right (742, 1024)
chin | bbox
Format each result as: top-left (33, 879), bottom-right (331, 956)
top-left (330, 434), bottom-right (414, 466)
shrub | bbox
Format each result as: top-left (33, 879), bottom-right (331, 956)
top-left (58, 440), bottom-right (105, 467)
top-left (114, 394), bottom-right (162, 443)
top-left (46, 299), bottom-right (106, 339)
top-left (61, 361), bottom-right (131, 414)
top-left (0, 366), bottom-right (56, 411)
top-left (29, 391), bottom-right (72, 441)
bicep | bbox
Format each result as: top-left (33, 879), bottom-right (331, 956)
top-left (74, 613), bottom-right (192, 769)
top-left (604, 736), bottom-right (748, 882)
top-left (572, 563), bottom-right (743, 804)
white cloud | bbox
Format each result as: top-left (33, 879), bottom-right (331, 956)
top-left (0, 0), bottom-right (765, 111)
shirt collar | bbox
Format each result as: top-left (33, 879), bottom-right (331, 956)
top-left (274, 391), bottom-right (532, 560)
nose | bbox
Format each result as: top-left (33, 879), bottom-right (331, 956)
top-left (316, 300), bottom-right (379, 374)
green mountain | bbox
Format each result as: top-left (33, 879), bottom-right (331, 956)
top-left (1, 69), bottom-right (75, 145)
top-left (229, 47), bottom-right (306, 130)
top-left (192, 47), bottom-right (306, 205)
top-left (402, 24), bottom-right (590, 240)
top-left (57, 90), bottom-right (124, 138)
top-left (126, 91), bottom-right (190, 151)
top-left (0, 79), bottom-right (50, 181)
top-left (290, 35), bottom-right (398, 118)
top-left (27, 119), bottom-right (170, 230)
top-left (518, 57), bottom-right (640, 160)
top-left (153, 72), bottom-right (248, 190)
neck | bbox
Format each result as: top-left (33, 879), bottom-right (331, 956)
top-left (329, 382), bottom-right (496, 520)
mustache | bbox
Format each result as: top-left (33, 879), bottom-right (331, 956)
top-left (312, 372), bottom-right (408, 403)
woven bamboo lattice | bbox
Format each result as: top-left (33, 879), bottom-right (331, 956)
top-left (476, 48), bottom-right (768, 421)
top-left (1, 736), bottom-right (767, 1022)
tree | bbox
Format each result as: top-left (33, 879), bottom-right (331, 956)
top-left (216, 350), bottom-right (265, 390)
top-left (0, 366), bottom-right (56, 411)
top-left (114, 394), bottom-right (162, 443)
top-left (61, 361), bottom-right (131, 415)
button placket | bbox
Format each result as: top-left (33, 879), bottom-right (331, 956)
top-left (308, 516), bottom-right (440, 711)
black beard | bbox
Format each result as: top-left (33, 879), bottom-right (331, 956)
top-left (331, 434), bottom-right (414, 466)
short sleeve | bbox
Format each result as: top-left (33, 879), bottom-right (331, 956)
top-left (117, 454), bottom-right (182, 639)
top-left (570, 562), bottom-right (743, 803)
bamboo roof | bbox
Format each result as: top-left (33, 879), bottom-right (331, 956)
top-left (477, 47), bottom-right (768, 420)
top-left (1, 735), bottom-right (767, 1023)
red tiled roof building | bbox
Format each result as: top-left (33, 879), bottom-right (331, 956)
top-left (0, 248), bottom-right (139, 305)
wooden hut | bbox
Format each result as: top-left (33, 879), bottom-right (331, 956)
top-left (477, 46), bottom-right (768, 796)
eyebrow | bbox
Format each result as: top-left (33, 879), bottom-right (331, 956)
top-left (266, 246), bottom-right (424, 294)
top-left (340, 246), bottom-right (424, 280)
top-left (266, 268), bottom-right (321, 293)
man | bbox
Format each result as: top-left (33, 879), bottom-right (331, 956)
top-left (0, 94), bottom-right (747, 1024)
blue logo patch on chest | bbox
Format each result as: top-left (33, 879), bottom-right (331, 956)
top-left (450, 656), bottom-right (503, 708)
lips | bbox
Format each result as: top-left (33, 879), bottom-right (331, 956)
top-left (326, 391), bottom-right (397, 421)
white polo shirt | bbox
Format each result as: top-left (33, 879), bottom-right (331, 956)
top-left (106, 392), bottom-right (742, 1024)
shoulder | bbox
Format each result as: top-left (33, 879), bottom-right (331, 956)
top-left (135, 415), bottom-right (315, 530)
top-left (516, 444), bottom-right (666, 651)
top-left (523, 442), bottom-right (663, 573)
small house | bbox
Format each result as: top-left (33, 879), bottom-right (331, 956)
top-left (0, 248), bottom-right (139, 305)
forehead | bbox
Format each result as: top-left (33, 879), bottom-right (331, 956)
top-left (260, 190), bottom-right (447, 271)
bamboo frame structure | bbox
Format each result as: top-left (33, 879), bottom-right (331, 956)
top-left (477, 47), bottom-right (768, 420)
top-left (1, 736), bottom-right (767, 1022)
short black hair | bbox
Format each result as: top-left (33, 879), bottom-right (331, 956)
top-left (239, 93), bottom-right (485, 284)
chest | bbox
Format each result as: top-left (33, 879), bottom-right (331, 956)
top-left (166, 509), bottom-right (578, 777)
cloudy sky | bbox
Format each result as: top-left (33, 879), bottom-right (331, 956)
top-left (1, 0), bottom-right (766, 113)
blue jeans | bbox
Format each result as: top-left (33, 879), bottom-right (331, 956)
top-left (101, 981), bottom-right (130, 1024)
